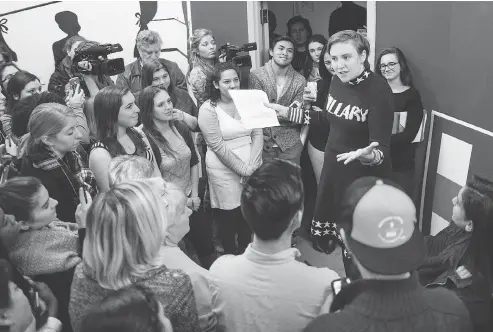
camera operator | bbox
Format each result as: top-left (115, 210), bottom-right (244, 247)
top-left (72, 41), bottom-right (115, 98)
top-left (116, 30), bottom-right (186, 97)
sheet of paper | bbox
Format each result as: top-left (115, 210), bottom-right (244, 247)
top-left (229, 90), bottom-right (280, 129)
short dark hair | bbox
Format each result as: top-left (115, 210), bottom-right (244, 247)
top-left (270, 35), bottom-right (296, 51)
top-left (79, 285), bottom-right (168, 332)
top-left (375, 47), bottom-right (413, 86)
top-left (0, 62), bottom-right (21, 95)
top-left (241, 159), bottom-right (304, 241)
top-left (286, 15), bottom-right (313, 40)
top-left (11, 91), bottom-right (66, 137)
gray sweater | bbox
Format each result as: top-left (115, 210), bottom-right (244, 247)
top-left (249, 60), bottom-right (306, 151)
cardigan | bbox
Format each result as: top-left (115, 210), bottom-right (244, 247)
top-left (249, 60), bottom-right (306, 152)
top-left (69, 263), bottom-right (200, 332)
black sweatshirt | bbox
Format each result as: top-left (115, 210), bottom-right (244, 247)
top-left (391, 87), bottom-right (424, 171)
top-left (289, 70), bottom-right (394, 162)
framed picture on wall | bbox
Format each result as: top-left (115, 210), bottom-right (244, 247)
top-left (294, 2), bottom-right (314, 15)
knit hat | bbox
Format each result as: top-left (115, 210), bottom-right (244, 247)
top-left (339, 177), bottom-right (425, 275)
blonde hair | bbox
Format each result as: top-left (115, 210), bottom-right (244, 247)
top-left (83, 178), bottom-right (168, 290)
top-left (108, 155), bottom-right (156, 187)
top-left (23, 103), bottom-right (75, 157)
top-left (136, 30), bottom-right (163, 52)
top-left (187, 28), bottom-right (215, 75)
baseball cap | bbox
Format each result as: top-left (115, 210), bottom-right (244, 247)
top-left (339, 176), bottom-right (425, 275)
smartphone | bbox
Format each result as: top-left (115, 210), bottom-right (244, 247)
top-left (331, 277), bottom-right (351, 296)
top-left (66, 77), bottom-right (81, 97)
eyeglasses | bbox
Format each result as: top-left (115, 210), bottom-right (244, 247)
top-left (379, 62), bottom-right (398, 71)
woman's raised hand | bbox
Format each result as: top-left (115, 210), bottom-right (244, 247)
top-left (336, 142), bottom-right (379, 165)
top-left (66, 84), bottom-right (85, 109)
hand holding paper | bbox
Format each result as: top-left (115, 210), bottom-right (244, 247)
top-left (229, 90), bottom-right (280, 129)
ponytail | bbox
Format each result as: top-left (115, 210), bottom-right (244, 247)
top-left (0, 176), bottom-right (42, 221)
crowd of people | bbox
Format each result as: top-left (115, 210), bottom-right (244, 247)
top-left (0, 9), bottom-right (492, 332)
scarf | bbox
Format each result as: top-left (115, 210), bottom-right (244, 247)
top-left (30, 144), bottom-right (97, 200)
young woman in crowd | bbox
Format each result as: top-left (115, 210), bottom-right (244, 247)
top-left (109, 169), bottom-right (216, 332)
top-left (303, 34), bottom-right (327, 82)
top-left (0, 176), bottom-right (91, 332)
top-left (266, 30), bottom-right (394, 279)
top-left (88, 86), bottom-right (159, 192)
top-left (141, 58), bottom-right (198, 124)
top-left (304, 44), bottom-right (334, 185)
top-left (69, 178), bottom-right (200, 332)
top-left (79, 285), bottom-right (174, 332)
top-left (419, 175), bottom-right (493, 332)
top-left (287, 16), bottom-right (312, 73)
top-left (0, 61), bottom-right (20, 94)
top-left (0, 176), bottom-right (88, 276)
top-left (0, 259), bottom-right (63, 332)
top-left (19, 103), bottom-right (96, 224)
top-left (376, 47), bottom-right (424, 198)
top-left (139, 86), bottom-right (200, 209)
top-left (198, 62), bottom-right (263, 255)
top-left (2, 70), bottom-right (41, 136)
top-left (188, 29), bottom-right (219, 108)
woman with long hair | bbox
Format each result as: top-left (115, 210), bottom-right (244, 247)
top-left (2, 70), bottom-right (41, 136)
top-left (139, 86), bottom-right (217, 269)
top-left (139, 86), bottom-right (200, 208)
top-left (376, 47), bottom-right (424, 199)
top-left (141, 58), bottom-right (198, 129)
top-left (266, 31), bottom-right (394, 279)
top-left (419, 175), bottom-right (493, 331)
top-left (69, 178), bottom-right (200, 332)
top-left (303, 34), bottom-right (327, 82)
top-left (88, 86), bottom-right (159, 192)
top-left (198, 62), bottom-right (263, 255)
top-left (19, 103), bottom-right (96, 224)
top-left (187, 29), bottom-right (218, 108)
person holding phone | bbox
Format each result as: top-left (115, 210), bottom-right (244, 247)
top-left (19, 103), bottom-right (97, 224)
top-left (0, 259), bottom-right (62, 332)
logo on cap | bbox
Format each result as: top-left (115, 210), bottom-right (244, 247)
top-left (378, 216), bottom-right (407, 244)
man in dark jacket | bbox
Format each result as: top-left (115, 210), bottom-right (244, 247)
top-left (304, 176), bottom-right (473, 332)
top-left (116, 30), bottom-right (186, 96)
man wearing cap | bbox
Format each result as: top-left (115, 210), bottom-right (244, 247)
top-left (304, 176), bottom-right (473, 332)
top-left (210, 159), bottom-right (339, 332)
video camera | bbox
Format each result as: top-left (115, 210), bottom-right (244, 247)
top-left (219, 42), bottom-right (257, 68)
top-left (72, 43), bottom-right (125, 76)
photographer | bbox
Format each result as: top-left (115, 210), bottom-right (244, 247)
top-left (71, 41), bottom-right (115, 98)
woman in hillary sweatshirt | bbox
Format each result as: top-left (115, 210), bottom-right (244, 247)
top-left (266, 30), bottom-right (394, 279)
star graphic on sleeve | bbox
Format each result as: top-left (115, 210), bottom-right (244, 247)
top-left (304, 113), bottom-right (311, 125)
top-left (323, 222), bottom-right (331, 228)
top-left (314, 230), bottom-right (321, 236)
top-left (323, 229), bottom-right (330, 235)
top-left (330, 230), bottom-right (337, 236)
top-left (356, 77), bottom-right (363, 84)
top-left (363, 71), bottom-right (370, 78)
top-left (314, 221), bottom-right (322, 228)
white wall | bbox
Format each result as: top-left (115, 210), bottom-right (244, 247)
top-left (0, 1), bottom-right (188, 87)
top-left (267, 1), bottom-right (367, 38)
